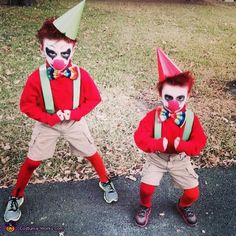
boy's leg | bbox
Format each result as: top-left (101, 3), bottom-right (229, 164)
top-left (169, 154), bottom-right (199, 226)
top-left (4, 157), bottom-right (41, 222)
top-left (177, 186), bottom-right (199, 226)
top-left (4, 121), bottom-right (59, 223)
top-left (86, 152), bottom-right (108, 183)
top-left (86, 152), bottom-right (118, 203)
top-left (135, 182), bottom-right (155, 227)
top-left (179, 186), bottom-right (200, 208)
top-left (140, 182), bottom-right (156, 208)
top-left (11, 158), bottom-right (41, 198)
top-left (135, 155), bottom-right (166, 227)
top-left (66, 119), bottom-right (118, 203)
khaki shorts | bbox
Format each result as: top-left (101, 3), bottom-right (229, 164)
top-left (141, 152), bottom-right (199, 190)
top-left (28, 118), bottom-right (97, 161)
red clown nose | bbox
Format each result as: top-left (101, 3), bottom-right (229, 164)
top-left (52, 59), bottom-right (66, 70)
top-left (168, 100), bottom-right (180, 113)
top-left (157, 48), bottom-right (182, 82)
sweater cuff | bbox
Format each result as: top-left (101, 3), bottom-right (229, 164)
top-left (70, 109), bottom-right (82, 121)
top-left (153, 138), bottom-right (165, 152)
top-left (47, 113), bottom-right (61, 127)
top-left (176, 139), bottom-right (188, 153)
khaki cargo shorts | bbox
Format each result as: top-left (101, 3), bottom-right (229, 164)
top-left (28, 117), bottom-right (97, 161)
top-left (141, 152), bottom-right (199, 190)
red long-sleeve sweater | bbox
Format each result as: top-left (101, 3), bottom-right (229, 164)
top-left (134, 108), bottom-right (207, 156)
top-left (20, 66), bottom-right (101, 126)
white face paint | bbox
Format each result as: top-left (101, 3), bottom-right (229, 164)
top-left (42, 39), bottom-right (75, 71)
top-left (161, 84), bottom-right (189, 113)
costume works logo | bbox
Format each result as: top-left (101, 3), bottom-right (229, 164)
top-left (5, 225), bottom-right (15, 233)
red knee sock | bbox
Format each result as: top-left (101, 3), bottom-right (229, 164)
top-left (86, 152), bottom-right (108, 183)
top-left (140, 182), bottom-right (156, 208)
top-left (179, 186), bottom-right (200, 208)
top-left (11, 157), bottom-right (41, 198)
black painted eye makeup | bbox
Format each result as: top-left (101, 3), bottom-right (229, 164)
top-left (46, 47), bottom-right (57, 59)
top-left (164, 95), bottom-right (173, 101)
top-left (176, 95), bottom-right (185, 102)
top-left (61, 49), bottom-right (71, 60)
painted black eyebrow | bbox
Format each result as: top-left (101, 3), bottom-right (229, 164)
top-left (61, 49), bottom-right (71, 54)
top-left (164, 94), bottom-right (174, 101)
top-left (165, 94), bottom-right (173, 98)
top-left (61, 49), bottom-right (71, 60)
top-left (46, 47), bottom-right (57, 59)
top-left (176, 95), bottom-right (186, 102)
top-left (46, 47), bottom-right (56, 54)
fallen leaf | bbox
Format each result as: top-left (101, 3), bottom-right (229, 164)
top-left (64, 170), bottom-right (71, 175)
top-left (125, 175), bottom-right (137, 181)
top-left (1, 156), bottom-right (10, 164)
top-left (14, 80), bottom-right (21, 85)
top-left (5, 69), bottom-right (14, 76)
top-left (2, 143), bottom-right (11, 150)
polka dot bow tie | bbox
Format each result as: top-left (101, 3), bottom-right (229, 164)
top-left (157, 107), bottom-right (186, 127)
top-left (47, 66), bottom-right (78, 80)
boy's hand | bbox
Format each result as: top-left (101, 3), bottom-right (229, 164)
top-left (154, 137), bottom-right (168, 154)
top-left (48, 111), bottom-right (63, 127)
top-left (56, 110), bottom-right (64, 121)
top-left (64, 110), bottom-right (71, 120)
top-left (174, 137), bottom-right (181, 150)
top-left (163, 137), bottom-right (168, 151)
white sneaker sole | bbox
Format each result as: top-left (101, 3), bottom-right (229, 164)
top-left (99, 182), bottom-right (118, 203)
top-left (4, 197), bottom-right (24, 223)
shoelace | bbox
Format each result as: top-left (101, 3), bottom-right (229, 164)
top-left (138, 207), bottom-right (149, 217)
top-left (9, 198), bottom-right (18, 212)
top-left (183, 207), bottom-right (194, 217)
top-left (104, 181), bottom-right (115, 193)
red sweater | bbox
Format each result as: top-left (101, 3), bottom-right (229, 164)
top-left (134, 108), bottom-right (207, 156)
top-left (20, 66), bottom-right (101, 126)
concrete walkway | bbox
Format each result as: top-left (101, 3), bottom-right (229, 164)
top-left (0, 167), bottom-right (235, 236)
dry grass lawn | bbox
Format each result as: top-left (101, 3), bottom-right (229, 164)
top-left (0, 0), bottom-right (235, 187)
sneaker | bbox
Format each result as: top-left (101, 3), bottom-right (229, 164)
top-left (177, 201), bottom-right (197, 226)
top-left (99, 180), bottom-right (118, 203)
top-left (4, 197), bottom-right (24, 223)
top-left (135, 206), bottom-right (151, 227)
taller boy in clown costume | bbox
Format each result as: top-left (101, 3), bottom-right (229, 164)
top-left (134, 48), bottom-right (207, 227)
top-left (4, 0), bottom-right (118, 223)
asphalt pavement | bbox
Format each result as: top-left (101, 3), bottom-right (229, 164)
top-left (0, 166), bottom-right (235, 236)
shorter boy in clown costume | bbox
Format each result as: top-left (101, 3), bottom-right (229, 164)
top-left (134, 48), bottom-right (207, 227)
top-left (4, 0), bottom-right (118, 223)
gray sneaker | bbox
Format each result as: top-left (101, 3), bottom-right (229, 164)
top-left (99, 180), bottom-right (118, 203)
top-left (4, 197), bottom-right (24, 222)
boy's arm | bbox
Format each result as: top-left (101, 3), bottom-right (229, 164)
top-left (134, 110), bottom-right (166, 153)
top-left (175, 114), bottom-right (207, 156)
top-left (70, 69), bottom-right (101, 121)
top-left (20, 71), bottom-right (61, 126)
